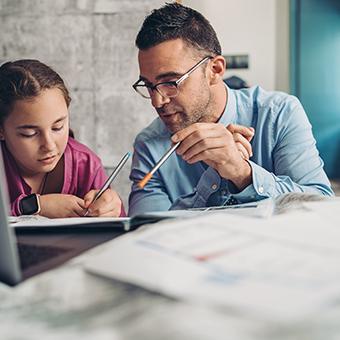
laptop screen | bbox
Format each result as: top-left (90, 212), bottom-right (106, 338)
top-left (0, 150), bottom-right (22, 285)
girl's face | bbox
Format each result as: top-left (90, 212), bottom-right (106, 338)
top-left (0, 88), bottom-right (69, 177)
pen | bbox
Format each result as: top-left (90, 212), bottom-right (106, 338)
top-left (138, 141), bottom-right (181, 189)
top-left (84, 151), bottom-right (131, 216)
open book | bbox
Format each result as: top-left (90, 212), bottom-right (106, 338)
top-left (10, 198), bottom-right (274, 232)
top-left (10, 215), bottom-right (132, 231)
top-left (9, 213), bottom-right (199, 232)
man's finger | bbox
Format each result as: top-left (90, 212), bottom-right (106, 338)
top-left (227, 124), bottom-right (254, 141)
top-left (236, 142), bottom-right (250, 160)
top-left (171, 122), bottom-right (217, 143)
top-left (233, 133), bottom-right (253, 157)
top-left (176, 124), bottom-right (229, 156)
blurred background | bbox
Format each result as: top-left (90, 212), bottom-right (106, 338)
top-left (0, 0), bottom-right (339, 204)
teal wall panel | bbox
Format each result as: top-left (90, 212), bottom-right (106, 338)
top-left (291, 0), bottom-right (340, 178)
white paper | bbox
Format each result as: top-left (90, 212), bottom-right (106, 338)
top-left (85, 209), bottom-right (340, 322)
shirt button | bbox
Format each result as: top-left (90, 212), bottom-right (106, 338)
top-left (258, 186), bottom-right (264, 194)
top-left (211, 184), bottom-right (218, 190)
top-left (226, 197), bottom-right (238, 205)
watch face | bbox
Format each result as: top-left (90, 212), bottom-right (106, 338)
top-left (20, 194), bottom-right (40, 215)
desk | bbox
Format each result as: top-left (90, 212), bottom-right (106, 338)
top-left (1, 195), bottom-right (340, 340)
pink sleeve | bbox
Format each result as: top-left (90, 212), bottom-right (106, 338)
top-left (10, 193), bottom-right (26, 216)
top-left (119, 203), bottom-right (126, 217)
top-left (91, 166), bottom-right (108, 189)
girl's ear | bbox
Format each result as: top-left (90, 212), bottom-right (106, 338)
top-left (208, 55), bottom-right (226, 85)
top-left (0, 127), bottom-right (4, 140)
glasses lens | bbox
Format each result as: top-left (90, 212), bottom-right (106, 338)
top-left (135, 85), bottom-right (151, 98)
top-left (156, 83), bottom-right (178, 98)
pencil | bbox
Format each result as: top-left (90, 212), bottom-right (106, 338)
top-left (138, 142), bottom-right (181, 189)
top-left (84, 151), bottom-right (131, 216)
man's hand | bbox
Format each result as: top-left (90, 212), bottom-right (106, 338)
top-left (39, 194), bottom-right (86, 218)
top-left (172, 122), bottom-right (254, 190)
top-left (83, 188), bottom-right (122, 217)
top-left (227, 123), bottom-right (254, 160)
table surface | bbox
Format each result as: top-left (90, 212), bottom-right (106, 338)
top-left (1, 194), bottom-right (340, 340)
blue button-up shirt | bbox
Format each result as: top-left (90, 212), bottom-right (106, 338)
top-left (129, 86), bottom-right (333, 216)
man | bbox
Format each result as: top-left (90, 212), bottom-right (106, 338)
top-left (129, 3), bottom-right (333, 215)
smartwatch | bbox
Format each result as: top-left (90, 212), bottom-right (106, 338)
top-left (19, 194), bottom-right (41, 215)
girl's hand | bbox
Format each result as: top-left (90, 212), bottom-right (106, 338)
top-left (39, 194), bottom-right (85, 218)
top-left (83, 188), bottom-right (122, 217)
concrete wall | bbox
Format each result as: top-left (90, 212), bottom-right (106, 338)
top-left (0, 0), bottom-right (290, 207)
top-left (184, 0), bottom-right (290, 92)
top-left (0, 0), bottom-right (164, 207)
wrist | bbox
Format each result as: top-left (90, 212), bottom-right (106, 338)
top-left (19, 194), bottom-right (41, 215)
top-left (230, 160), bottom-right (252, 191)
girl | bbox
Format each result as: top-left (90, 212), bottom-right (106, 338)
top-left (0, 59), bottom-right (125, 217)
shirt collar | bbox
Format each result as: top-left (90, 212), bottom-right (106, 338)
top-left (217, 84), bottom-right (237, 126)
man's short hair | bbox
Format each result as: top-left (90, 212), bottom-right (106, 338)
top-left (136, 2), bottom-right (221, 56)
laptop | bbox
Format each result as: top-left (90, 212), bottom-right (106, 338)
top-left (0, 151), bottom-right (124, 286)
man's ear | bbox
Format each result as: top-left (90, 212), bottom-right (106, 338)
top-left (0, 127), bottom-right (4, 140)
top-left (208, 56), bottom-right (226, 85)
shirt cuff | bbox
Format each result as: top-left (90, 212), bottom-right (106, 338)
top-left (171, 167), bottom-right (222, 209)
top-left (232, 160), bottom-right (273, 203)
top-left (194, 167), bottom-right (221, 207)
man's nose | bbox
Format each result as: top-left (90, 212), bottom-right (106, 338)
top-left (150, 90), bottom-right (171, 109)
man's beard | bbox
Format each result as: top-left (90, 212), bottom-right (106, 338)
top-left (157, 92), bottom-right (212, 133)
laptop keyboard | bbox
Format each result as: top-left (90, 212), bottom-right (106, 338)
top-left (17, 243), bottom-right (71, 270)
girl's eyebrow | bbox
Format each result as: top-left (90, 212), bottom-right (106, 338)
top-left (53, 115), bottom-right (68, 124)
top-left (16, 115), bottom-right (68, 129)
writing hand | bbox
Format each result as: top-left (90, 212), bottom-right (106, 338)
top-left (84, 188), bottom-right (122, 217)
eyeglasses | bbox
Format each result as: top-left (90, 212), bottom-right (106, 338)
top-left (132, 56), bottom-right (212, 99)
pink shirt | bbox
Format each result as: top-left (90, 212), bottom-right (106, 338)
top-left (1, 138), bottom-right (126, 216)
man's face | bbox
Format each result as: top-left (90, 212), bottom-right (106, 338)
top-left (138, 39), bottom-right (215, 133)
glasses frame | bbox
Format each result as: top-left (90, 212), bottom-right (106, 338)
top-left (132, 56), bottom-right (212, 99)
